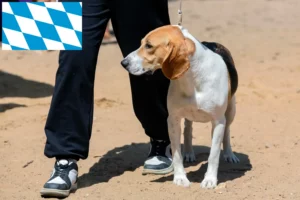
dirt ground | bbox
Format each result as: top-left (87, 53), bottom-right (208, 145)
top-left (1, 0), bottom-right (300, 199)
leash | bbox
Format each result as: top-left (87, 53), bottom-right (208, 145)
top-left (177, 0), bottom-right (183, 26)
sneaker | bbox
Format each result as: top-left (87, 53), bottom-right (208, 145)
top-left (40, 159), bottom-right (78, 198)
top-left (142, 139), bottom-right (173, 175)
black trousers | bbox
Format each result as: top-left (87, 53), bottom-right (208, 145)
top-left (44, 0), bottom-right (171, 160)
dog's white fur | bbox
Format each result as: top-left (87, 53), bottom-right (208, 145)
top-left (125, 26), bottom-right (239, 189)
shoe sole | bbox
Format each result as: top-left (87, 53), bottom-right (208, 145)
top-left (40, 183), bottom-right (77, 198)
top-left (142, 163), bottom-right (174, 175)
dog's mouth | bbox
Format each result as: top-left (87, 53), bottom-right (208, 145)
top-left (144, 65), bottom-right (162, 75)
top-left (127, 67), bottom-right (153, 76)
top-left (142, 67), bottom-right (159, 76)
top-left (133, 65), bottom-right (158, 75)
top-left (135, 68), bottom-right (153, 76)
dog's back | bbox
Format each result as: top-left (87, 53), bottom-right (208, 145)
top-left (201, 42), bottom-right (238, 96)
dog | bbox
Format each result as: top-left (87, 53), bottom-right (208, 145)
top-left (121, 25), bottom-right (240, 189)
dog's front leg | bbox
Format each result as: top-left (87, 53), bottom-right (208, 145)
top-left (201, 117), bottom-right (226, 189)
top-left (168, 115), bottom-right (191, 187)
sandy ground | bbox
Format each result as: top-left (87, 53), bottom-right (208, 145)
top-left (1, 0), bottom-right (300, 199)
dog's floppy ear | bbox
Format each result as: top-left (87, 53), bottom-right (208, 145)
top-left (162, 38), bottom-right (194, 80)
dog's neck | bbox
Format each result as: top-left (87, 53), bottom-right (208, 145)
top-left (174, 27), bottom-right (208, 96)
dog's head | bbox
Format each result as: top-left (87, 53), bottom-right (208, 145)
top-left (121, 25), bottom-right (195, 80)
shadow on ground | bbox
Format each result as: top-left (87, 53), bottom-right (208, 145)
top-left (78, 143), bottom-right (148, 189)
top-left (78, 143), bottom-right (251, 189)
top-left (0, 103), bottom-right (26, 113)
top-left (0, 70), bottom-right (54, 98)
top-left (152, 146), bottom-right (252, 184)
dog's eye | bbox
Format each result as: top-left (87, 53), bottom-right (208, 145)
top-left (145, 43), bottom-right (153, 49)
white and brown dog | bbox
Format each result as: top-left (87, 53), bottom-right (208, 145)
top-left (121, 25), bottom-right (239, 189)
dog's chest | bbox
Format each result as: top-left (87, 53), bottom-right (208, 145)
top-left (179, 106), bottom-right (211, 123)
top-left (169, 78), bottom-right (213, 123)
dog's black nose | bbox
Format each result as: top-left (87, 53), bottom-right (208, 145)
top-left (121, 59), bottom-right (129, 68)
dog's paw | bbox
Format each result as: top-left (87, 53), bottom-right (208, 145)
top-left (200, 176), bottom-right (217, 189)
top-left (173, 175), bottom-right (191, 187)
top-left (223, 151), bottom-right (240, 163)
top-left (184, 151), bottom-right (196, 163)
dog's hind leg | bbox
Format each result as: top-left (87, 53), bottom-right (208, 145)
top-left (183, 119), bottom-right (196, 162)
top-left (223, 95), bottom-right (239, 163)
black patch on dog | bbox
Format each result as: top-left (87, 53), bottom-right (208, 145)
top-left (201, 42), bottom-right (238, 96)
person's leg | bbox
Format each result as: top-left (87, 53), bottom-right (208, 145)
top-left (110, 0), bottom-right (172, 174)
top-left (41, 0), bottom-right (110, 197)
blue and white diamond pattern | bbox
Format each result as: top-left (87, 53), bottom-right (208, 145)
top-left (1, 2), bottom-right (82, 50)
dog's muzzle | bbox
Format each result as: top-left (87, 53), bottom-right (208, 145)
top-left (121, 55), bottom-right (153, 76)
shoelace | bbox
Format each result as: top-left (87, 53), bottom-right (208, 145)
top-left (53, 160), bottom-right (70, 178)
top-left (55, 170), bottom-right (68, 180)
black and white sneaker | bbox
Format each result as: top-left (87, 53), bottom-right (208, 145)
top-left (40, 159), bottom-right (78, 198)
top-left (142, 139), bottom-right (173, 175)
